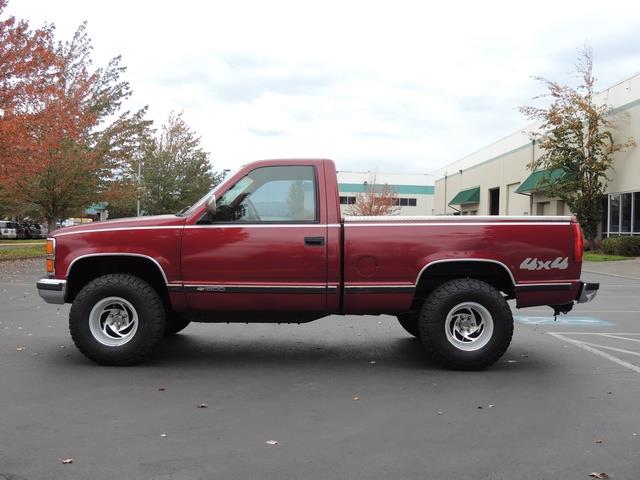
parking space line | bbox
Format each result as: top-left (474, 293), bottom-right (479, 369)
top-left (576, 341), bottom-right (640, 357)
top-left (548, 332), bottom-right (640, 374)
top-left (598, 333), bottom-right (640, 343)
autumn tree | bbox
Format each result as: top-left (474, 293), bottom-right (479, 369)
top-left (346, 175), bottom-right (400, 216)
top-left (519, 46), bottom-right (635, 247)
top-left (140, 112), bottom-right (220, 215)
top-left (0, 14), bottom-right (152, 231)
top-left (0, 0), bottom-right (55, 217)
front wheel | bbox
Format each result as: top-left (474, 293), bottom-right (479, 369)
top-left (419, 278), bottom-right (513, 370)
top-left (69, 274), bottom-right (166, 365)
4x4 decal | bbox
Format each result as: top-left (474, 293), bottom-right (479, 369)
top-left (519, 257), bottom-right (569, 271)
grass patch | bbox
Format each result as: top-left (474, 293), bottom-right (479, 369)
top-left (0, 239), bottom-right (46, 244)
top-left (0, 245), bottom-right (45, 261)
top-left (584, 251), bottom-right (633, 262)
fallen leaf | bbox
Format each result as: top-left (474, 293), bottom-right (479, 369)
top-left (606, 391), bottom-right (612, 395)
top-left (488, 404), bottom-right (495, 408)
top-left (59, 458), bottom-right (73, 464)
top-left (265, 440), bottom-right (279, 446)
top-left (158, 386), bottom-right (166, 391)
top-left (369, 361), bottom-right (376, 365)
top-left (352, 396), bottom-right (359, 401)
top-left (477, 406), bottom-right (483, 409)
top-left (589, 473), bottom-right (608, 479)
top-left (16, 346), bottom-right (25, 352)
top-left (520, 354), bottom-right (529, 358)
top-left (437, 411), bottom-right (443, 415)
top-left (506, 360), bottom-right (518, 363)
top-left (160, 433), bottom-right (167, 438)
top-left (197, 403), bottom-right (208, 409)
top-left (594, 439), bottom-right (604, 444)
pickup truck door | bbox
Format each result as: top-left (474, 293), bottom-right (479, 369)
top-left (181, 164), bottom-right (329, 313)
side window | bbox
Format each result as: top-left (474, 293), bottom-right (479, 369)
top-left (214, 166), bottom-right (318, 223)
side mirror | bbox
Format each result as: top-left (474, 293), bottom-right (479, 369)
top-left (206, 194), bottom-right (217, 213)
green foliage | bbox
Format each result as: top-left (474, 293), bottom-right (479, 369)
top-left (519, 46), bottom-right (635, 244)
top-left (601, 236), bottom-right (640, 257)
top-left (140, 112), bottom-right (221, 215)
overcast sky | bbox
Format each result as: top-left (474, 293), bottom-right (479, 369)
top-left (8, 0), bottom-right (640, 175)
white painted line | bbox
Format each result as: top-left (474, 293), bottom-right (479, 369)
top-left (576, 341), bottom-right (640, 357)
top-left (548, 332), bottom-right (640, 374)
top-left (598, 334), bottom-right (640, 343)
top-left (551, 332), bottom-right (640, 335)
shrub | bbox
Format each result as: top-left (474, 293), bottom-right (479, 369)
top-left (601, 236), bottom-right (640, 257)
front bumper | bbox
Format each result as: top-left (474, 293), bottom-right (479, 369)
top-left (577, 282), bottom-right (599, 303)
top-left (36, 278), bottom-right (67, 305)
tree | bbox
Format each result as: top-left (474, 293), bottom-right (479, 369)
top-left (346, 175), bottom-right (399, 216)
top-left (0, 17), bottom-right (152, 231)
top-left (140, 112), bottom-right (220, 215)
top-left (519, 46), bottom-right (635, 247)
top-left (0, 0), bottom-right (56, 218)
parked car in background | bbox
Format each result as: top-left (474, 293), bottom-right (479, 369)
top-left (0, 221), bottom-right (17, 239)
top-left (37, 224), bottom-right (48, 239)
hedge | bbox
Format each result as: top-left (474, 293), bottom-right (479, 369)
top-left (601, 236), bottom-right (640, 257)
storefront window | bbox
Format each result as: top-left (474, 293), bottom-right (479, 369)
top-left (634, 192), bottom-right (640, 233)
top-left (609, 194), bottom-right (620, 233)
top-left (621, 193), bottom-right (632, 233)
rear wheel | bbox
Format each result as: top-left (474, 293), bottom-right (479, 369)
top-left (69, 274), bottom-right (166, 365)
top-left (396, 312), bottom-right (420, 337)
top-left (419, 278), bottom-right (513, 370)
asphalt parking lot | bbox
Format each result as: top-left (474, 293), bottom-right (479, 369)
top-left (1, 260), bottom-right (639, 479)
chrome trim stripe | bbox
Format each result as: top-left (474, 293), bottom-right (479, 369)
top-left (184, 224), bottom-right (340, 229)
top-left (180, 284), bottom-right (336, 294)
top-left (345, 215), bottom-right (572, 222)
top-left (54, 226), bottom-right (182, 237)
top-left (66, 253), bottom-right (170, 284)
top-left (515, 284), bottom-right (573, 292)
top-left (54, 224), bottom-right (342, 236)
top-left (345, 285), bottom-right (415, 294)
top-left (415, 259), bottom-right (517, 286)
top-left (345, 222), bottom-right (570, 227)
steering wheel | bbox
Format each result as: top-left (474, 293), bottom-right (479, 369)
top-left (244, 198), bottom-right (261, 221)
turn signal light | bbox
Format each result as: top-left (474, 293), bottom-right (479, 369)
top-left (45, 239), bottom-right (54, 255)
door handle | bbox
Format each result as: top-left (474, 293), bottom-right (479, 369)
top-left (304, 236), bottom-right (325, 246)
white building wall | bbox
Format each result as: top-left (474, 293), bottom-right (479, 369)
top-left (433, 72), bottom-right (640, 234)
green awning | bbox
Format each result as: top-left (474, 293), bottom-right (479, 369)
top-left (449, 187), bottom-right (480, 205)
top-left (515, 168), bottom-right (567, 194)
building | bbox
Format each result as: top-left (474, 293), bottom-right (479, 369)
top-left (433, 72), bottom-right (640, 237)
top-left (337, 171), bottom-right (435, 216)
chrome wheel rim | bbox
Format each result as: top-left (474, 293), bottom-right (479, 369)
top-left (444, 302), bottom-right (494, 351)
top-left (88, 297), bottom-right (139, 347)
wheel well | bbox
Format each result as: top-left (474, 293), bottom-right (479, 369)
top-left (66, 256), bottom-right (169, 306)
top-left (411, 261), bottom-right (515, 310)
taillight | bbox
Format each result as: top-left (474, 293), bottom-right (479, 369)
top-left (571, 222), bottom-right (584, 263)
top-left (45, 238), bottom-right (55, 274)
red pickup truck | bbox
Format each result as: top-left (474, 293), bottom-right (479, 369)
top-left (37, 159), bottom-right (598, 369)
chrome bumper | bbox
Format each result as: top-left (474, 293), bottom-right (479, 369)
top-left (577, 282), bottom-right (599, 303)
top-left (36, 278), bottom-right (67, 305)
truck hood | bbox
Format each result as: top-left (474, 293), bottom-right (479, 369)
top-left (50, 215), bottom-right (186, 238)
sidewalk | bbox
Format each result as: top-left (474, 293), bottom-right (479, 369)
top-left (583, 257), bottom-right (640, 280)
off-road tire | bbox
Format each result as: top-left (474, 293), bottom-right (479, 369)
top-left (164, 312), bottom-right (191, 336)
top-left (419, 278), bottom-right (513, 370)
top-left (396, 312), bottom-right (420, 337)
top-left (69, 274), bottom-right (166, 365)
